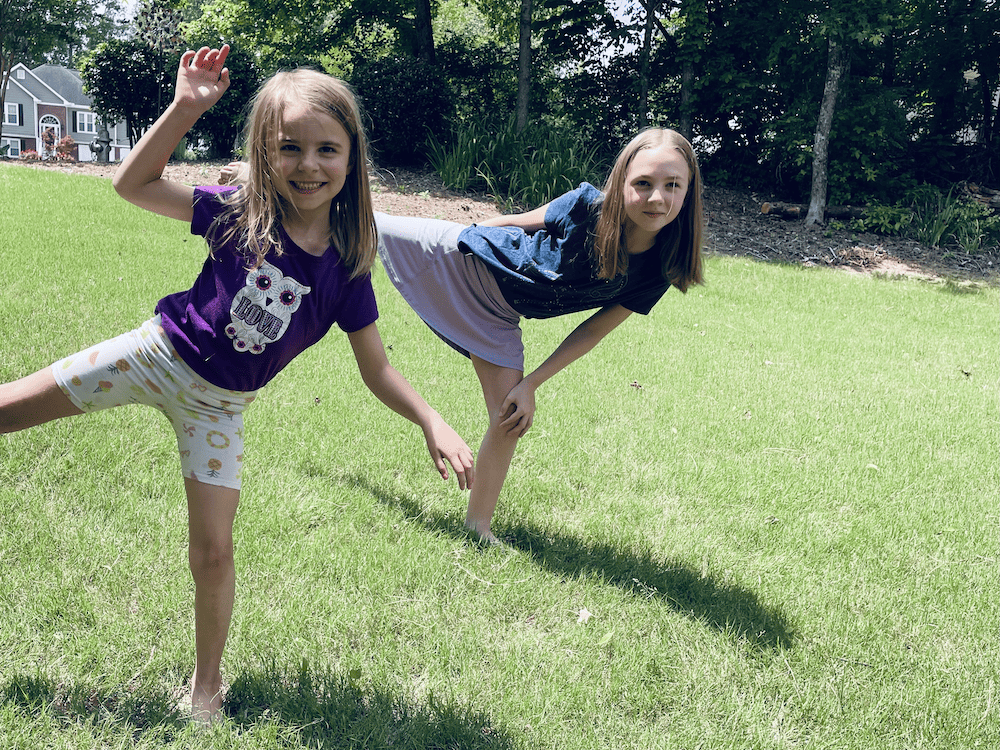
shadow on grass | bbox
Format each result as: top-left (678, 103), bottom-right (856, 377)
top-left (2, 672), bottom-right (187, 740)
top-left (354, 475), bottom-right (796, 652)
top-left (2, 663), bottom-right (517, 748)
top-left (225, 659), bottom-right (516, 748)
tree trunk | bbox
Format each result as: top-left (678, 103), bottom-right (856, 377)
top-left (762, 201), bottom-right (865, 220)
top-left (414, 0), bottom-right (435, 63)
top-left (638, 0), bottom-right (656, 128)
top-left (806, 37), bottom-right (849, 227)
top-left (516, 0), bottom-right (532, 133)
top-left (679, 59), bottom-right (694, 141)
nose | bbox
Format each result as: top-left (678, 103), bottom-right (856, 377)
top-left (650, 185), bottom-right (669, 205)
top-left (298, 150), bottom-right (318, 172)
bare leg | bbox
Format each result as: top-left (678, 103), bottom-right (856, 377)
top-left (0, 367), bottom-right (83, 433)
top-left (464, 356), bottom-right (524, 544)
top-left (184, 476), bottom-right (240, 724)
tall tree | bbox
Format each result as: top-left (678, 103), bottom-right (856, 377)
top-left (415, 0), bottom-right (436, 62)
top-left (804, 1), bottom-right (893, 224)
top-left (79, 38), bottom-right (175, 146)
top-left (636, 0), bottom-right (660, 129)
top-left (515, 0), bottom-right (532, 132)
top-left (0, 0), bottom-right (93, 142)
top-left (805, 36), bottom-right (850, 226)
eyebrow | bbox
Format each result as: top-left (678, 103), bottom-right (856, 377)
top-left (277, 137), bottom-right (345, 148)
top-left (631, 173), bottom-right (687, 181)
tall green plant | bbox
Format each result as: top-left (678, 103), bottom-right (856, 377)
top-left (427, 117), bottom-right (603, 206)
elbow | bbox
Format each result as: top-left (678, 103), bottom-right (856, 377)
top-left (111, 172), bottom-right (133, 202)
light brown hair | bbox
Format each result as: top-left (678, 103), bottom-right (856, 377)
top-left (220, 69), bottom-right (376, 279)
top-left (593, 128), bottom-right (704, 292)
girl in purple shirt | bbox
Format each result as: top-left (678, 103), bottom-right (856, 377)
top-left (0, 45), bottom-right (473, 723)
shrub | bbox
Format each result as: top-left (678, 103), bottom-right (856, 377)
top-left (55, 135), bottom-right (76, 161)
top-left (19, 150), bottom-right (40, 161)
top-left (351, 56), bottom-right (455, 167)
top-left (851, 187), bottom-right (999, 254)
top-left (427, 118), bottom-right (604, 207)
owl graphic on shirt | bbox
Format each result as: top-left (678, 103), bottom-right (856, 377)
top-left (226, 262), bottom-right (311, 354)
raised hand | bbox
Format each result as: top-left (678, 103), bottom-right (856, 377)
top-left (173, 45), bottom-right (231, 115)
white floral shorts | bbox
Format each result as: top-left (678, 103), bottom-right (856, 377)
top-left (51, 316), bottom-right (257, 489)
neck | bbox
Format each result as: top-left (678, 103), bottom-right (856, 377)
top-left (282, 212), bottom-right (333, 257)
top-left (625, 222), bottom-right (657, 256)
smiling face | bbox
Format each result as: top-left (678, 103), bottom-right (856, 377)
top-left (622, 144), bottom-right (691, 254)
top-left (275, 104), bottom-right (353, 221)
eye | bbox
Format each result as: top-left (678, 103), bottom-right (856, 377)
top-left (280, 143), bottom-right (299, 152)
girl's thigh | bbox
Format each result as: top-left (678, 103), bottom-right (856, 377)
top-left (0, 367), bottom-right (83, 432)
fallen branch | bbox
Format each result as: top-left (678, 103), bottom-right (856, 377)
top-left (761, 201), bottom-right (866, 220)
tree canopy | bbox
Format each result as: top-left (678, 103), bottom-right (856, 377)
top-left (6, 0), bottom-right (998, 204)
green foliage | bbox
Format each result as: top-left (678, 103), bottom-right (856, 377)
top-left (854, 203), bottom-right (913, 236)
top-left (905, 185), bottom-right (1000, 254)
top-left (853, 187), bottom-right (1000, 255)
top-left (435, 32), bottom-right (515, 123)
top-left (351, 55), bottom-right (455, 167)
top-left (183, 0), bottom-right (341, 73)
top-left (79, 38), bottom-right (177, 146)
top-left (426, 117), bottom-right (603, 206)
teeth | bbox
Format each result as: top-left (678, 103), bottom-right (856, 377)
top-left (293, 182), bottom-right (322, 191)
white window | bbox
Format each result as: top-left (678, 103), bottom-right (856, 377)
top-left (4, 103), bottom-right (17, 126)
top-left (77, 111), bottom-right (95, 134)
top-left (16, 69), bottom-right (25, 80)
top-left (2, 138), bottom-right (21, 158)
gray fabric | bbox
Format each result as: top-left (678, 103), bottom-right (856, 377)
top-left (376, 212), bottom-right (524, 371)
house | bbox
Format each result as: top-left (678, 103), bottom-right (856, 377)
top-left (1, 62), bottom-right (129, 161)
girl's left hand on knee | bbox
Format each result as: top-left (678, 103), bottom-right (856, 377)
top-left (499, 380), bottom-right (535, 438)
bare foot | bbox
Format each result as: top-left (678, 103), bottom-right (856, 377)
top-left (189, 674), bottom-right (224, 725)
top-left (465, 521), bottom-right (502, 546)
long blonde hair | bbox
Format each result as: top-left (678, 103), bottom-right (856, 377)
top-left (593, 128), bottom-right (704, 292)
top-left (218, 69), bottom-right (377, 279)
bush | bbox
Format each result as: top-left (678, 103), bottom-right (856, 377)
top-left (427, 118), bottom-right (604, 207)
top-left (857, 186), bottom-right (1000, 255)
top-left (350, 56), bottom-right (455, 167)
top-left (19, 150), bottom-right (40, 161)
top-left (55, 135), bottom-right (76, 161)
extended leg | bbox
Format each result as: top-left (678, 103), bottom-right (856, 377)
top-left (465, 355), bottom-right (525, 544)
top-left (0, 367), bottom-right (83, 433)
top-left (184, 476), bottom-right (240, 724)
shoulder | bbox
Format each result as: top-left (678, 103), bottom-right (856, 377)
top-left (192, 185), bottom-right (240, 237)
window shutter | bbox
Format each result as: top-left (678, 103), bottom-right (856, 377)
top-left (72, 111), bottom-right (78, 131)
top-left (18, 104), bottom-right (23, 126)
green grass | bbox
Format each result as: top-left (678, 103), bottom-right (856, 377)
top-left (1, 163), bottom-right (997, 749)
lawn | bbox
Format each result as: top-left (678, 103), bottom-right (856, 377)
top-left (1, 164), bottom-right (997, 749)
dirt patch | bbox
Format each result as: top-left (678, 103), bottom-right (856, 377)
top-left (11, 159), bottom-right (997, 284)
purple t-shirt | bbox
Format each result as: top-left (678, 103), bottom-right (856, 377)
top-left (155, 186), bottom-right (378, 392)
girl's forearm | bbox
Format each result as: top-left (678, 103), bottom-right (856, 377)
top-left (362, 364), bottom-right (440, 429)
top-left (113, 104), bottom-right (198, 198)
top-left (523, 304), bottom-right (633, 391)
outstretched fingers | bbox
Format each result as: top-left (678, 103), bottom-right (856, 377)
top-left (427, 420), bottom-right (475, 490)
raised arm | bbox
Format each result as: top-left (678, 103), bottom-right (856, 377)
top-left (347, 322), bottom-right (475, 490)
top-left (113, 45), bottom-right (231, 222)
top-left (498, 303), bottom-right (634, 437)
